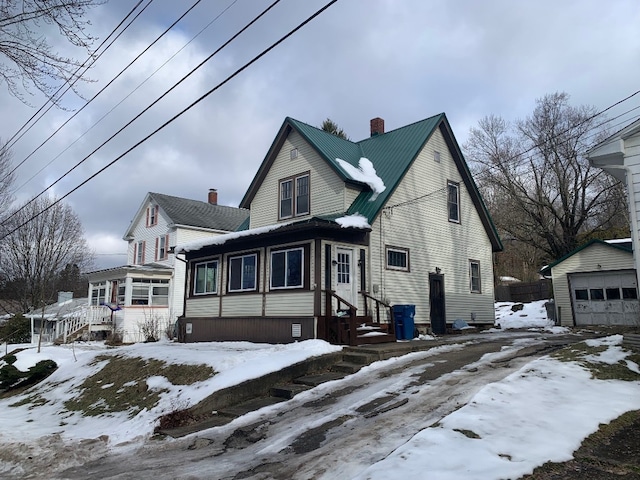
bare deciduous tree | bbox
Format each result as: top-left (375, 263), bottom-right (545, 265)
top-left (0, 196), bottom-right (94, 313)
top-left (0, 0), bottom-right (102, 104)
top-left (465, 92), bottom-right (628, 268)
top-left (0, 140), bottom-right (15, 218)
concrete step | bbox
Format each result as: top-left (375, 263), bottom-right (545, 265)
top-left (331, 362), bottom-right (363, 374)
top-left (218, 396), bottom-right (288, 418)
top-left (294, 372), bottom-right (347, 387)
top-left (342, 352), bottom-right (377, 365)
top-left (270, 383), bottom-right (311, 400)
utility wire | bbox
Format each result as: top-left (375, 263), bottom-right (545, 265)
top-left (0, 0), bottom-right (339, 240)
top-left (2, 0), bottom-right (280, 226)
top-left (9, 0), bottom-right (227, 196)
top-left (1, 1), bottom-right (149, 155)
top-left (471, 91), bottom-right (640, 179)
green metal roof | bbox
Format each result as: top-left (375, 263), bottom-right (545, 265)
top-left (288, 114), bottom-right (443, 222)
top-left (240, 114), bottom-right (502, 251)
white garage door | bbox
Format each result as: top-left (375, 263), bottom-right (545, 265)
top-left (569, 270), bottom-right (639, 326)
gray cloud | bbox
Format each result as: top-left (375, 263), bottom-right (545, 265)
top-left (1, 0), bottom-right (639, 269)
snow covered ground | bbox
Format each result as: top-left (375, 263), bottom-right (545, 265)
top-left (1, 301), bottom-right (639, 479)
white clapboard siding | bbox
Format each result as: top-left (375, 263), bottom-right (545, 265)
top-left (249, 131), bottom-right (347, 229)
top-left (551, 243), bottom-right (634, 326)
top-left (369, 127), bottom-right (495, 325)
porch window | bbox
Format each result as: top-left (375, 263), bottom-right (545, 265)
top-left (447, 181), bottom-right (460, 223)
top-left (90, 283), bottom-right (106, 306)
top-left (623, 287), bottom-right (638, 300)
top-left (117, 282), bottom-right (126, 305)
top-left (131, 278), bottom-right (170, 305)
top-left (386, 246), bottom-right (409, 271)
top-left (279, 173), bottom-right (310, 219)
top-left (271, 247), bottom-right (303, 289)
top-left (469, 260), bottom-right (481, 293)
top-left (228, 254), bottom-right (257, 292)
top-left (194, 260), bottom-right (218, 295)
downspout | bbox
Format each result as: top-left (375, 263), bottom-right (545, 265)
top-left (602, 164), bottom-right (640, 293)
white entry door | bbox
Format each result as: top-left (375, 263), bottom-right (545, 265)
top-left (335, 247), bottom-right (356, 307)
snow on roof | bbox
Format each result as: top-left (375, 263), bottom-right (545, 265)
top-left (336, 157), bottom-right (386, 201)
top-left (177, 221), bottom-right (295, 253)
top-left (605, 238), bottom-right (632, 244)
top-left (335, 213), bottom-right (370, 229)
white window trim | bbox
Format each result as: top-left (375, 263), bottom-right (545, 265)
top-left (270, 247), bottom-right (304, 290)
top-left (193, 259), bottom-right (219, 295)
top-left (385, 246), bottom-right (409, 272)
top-left (228, 253), bottom-right (258, 292)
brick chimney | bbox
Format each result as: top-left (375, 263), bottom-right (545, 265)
top-left (208, 188), bottom-right (218, 205)
top-left (370, 117), bottom-right (384, 136)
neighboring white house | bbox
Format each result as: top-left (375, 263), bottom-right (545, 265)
top-left (177, 115), bottom-right (502, 345)
top-left (542, 239), bottom-right (638, 326)
top-left (87, 191), bottom-right (249, 343)
top-left (587, 118), bottom-right (640, 294)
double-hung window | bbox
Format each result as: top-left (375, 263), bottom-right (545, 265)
top-left (279, 173), bottom-right (310, 219)
top-left (135, 240), bottom-right (145, 264)
top-left (447, 181), bottom-right (460, 223)
top-left (469, 260), bottom-right (481, 293)
top-left (147, 204), bottom-right (158, 227)
top-left (271, 247), bottom-right (303, 289)
top-left (228, 254), bottom-right (257, 292)
top-left (386, 246), bottom-right (409, 271)
top-left (194, 260), bottom-right (218, 295)
top-left (156, 235), bottom-right (169, 261)
top-left (131, 278), bottom-right (169, 305)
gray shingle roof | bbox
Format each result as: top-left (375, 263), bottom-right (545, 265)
top-left (149, 192), bottom-right (249, 232)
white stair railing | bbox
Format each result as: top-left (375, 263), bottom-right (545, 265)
top-left (56, 306), bottom-right (112, 343)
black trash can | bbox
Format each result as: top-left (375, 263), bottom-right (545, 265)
top-left (392, 304), bottom-right (415, 340)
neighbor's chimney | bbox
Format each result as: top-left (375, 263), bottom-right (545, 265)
top-left (208, 188), bottom-right (218, 205)
top-left (370, 117), bottom-right (384, 136)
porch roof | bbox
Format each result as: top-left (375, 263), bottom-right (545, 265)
top-left (87, 263), bottom-right (173, 281)
top-left (177, 215), bottom-right (371, 258)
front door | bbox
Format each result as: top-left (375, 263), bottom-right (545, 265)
top-left (335, 247), bottom-right (355, 307)
top-left (429, 273), bottom-right (446, 334)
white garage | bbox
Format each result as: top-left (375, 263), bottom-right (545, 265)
top-left (569, 270), bottom-right (639, 326)
top-left (544, 239), bottom-right (639, 326)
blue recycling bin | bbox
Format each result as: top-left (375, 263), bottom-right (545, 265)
top-left (392, 304), bottom-right (415, 340)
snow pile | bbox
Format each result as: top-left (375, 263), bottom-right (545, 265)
top-left (335, 213), bottom-right (370, 229)
top-left (493, 300), bottom-right (554, 329)
top-left (357, 335), bottom-right (640, 480)
top-left (178, 221), bottom-right (294, 253)
top-left (0, 339), bottom-right (341, 448)
top-left (336, 157), bottom-right (386, 200)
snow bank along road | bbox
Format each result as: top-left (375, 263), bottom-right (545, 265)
top-left (57, 333), bottom-right (576, 480)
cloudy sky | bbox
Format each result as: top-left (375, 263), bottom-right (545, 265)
top-left (1, 0), bottom-right (639, 270)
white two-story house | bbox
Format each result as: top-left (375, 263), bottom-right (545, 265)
top-left (87, 190), bottom-right (248, 342)
top-left (177, 114), bottom-right (502, 345)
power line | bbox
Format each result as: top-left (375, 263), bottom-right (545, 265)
top-left (0, 0), bottom-right (339, 240)
top-left (9, 0), bottom-right (229, 196)
top-left (2, 0), bottom-right (281, 227)
top-left (1, 1), bottom-right (150, 155)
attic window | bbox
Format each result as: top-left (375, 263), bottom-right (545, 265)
top-left (434, 151), bottom-right (441, 163)
top-left (447, 181), bottom-right (460, 223)
top-left (290, 148), bottom-right (298, 160)
top-left (147, 204), bottom-right (158, 227)
top-left (279, 172), bottom-right (310, 220)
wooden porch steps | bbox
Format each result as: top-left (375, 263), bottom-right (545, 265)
top-left (53, 324), bottom-right (89, 345)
